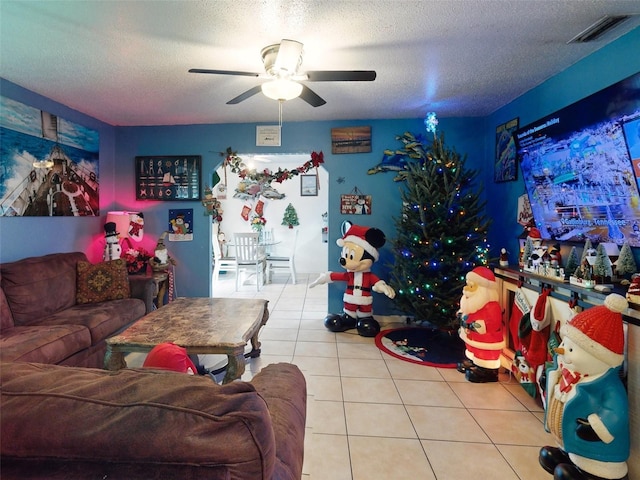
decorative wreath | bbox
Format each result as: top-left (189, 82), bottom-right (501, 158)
top-left (220, 147), bottom-right (324, 185)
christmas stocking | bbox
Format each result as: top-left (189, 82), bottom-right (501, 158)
top-left (241, 203), bottom-right (251, 221)
top-left (510, 288), bottom-right (530, 352)
top-left (521, 288), bottom-right (551, 401)
top-left (254, 195), bottom-right (266, 216)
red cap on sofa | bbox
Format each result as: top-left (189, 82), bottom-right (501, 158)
top-left (143, 342), bottom-right (197, 374)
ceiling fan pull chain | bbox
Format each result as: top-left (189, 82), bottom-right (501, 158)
top-left (278, 100), bottom-right (283, 127)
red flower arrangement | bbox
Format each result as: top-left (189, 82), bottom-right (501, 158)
top-left (123, 247), bottom-right (152, 274)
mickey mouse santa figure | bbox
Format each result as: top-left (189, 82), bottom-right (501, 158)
top-left (310, 222), bottom-right (395, 337)
top-left (539, 293), bottom-right (630, 480)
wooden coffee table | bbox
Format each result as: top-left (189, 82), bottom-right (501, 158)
top-left (105, 297), bottom-right (269, 384)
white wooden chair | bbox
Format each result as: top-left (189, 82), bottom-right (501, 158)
top-left (261, 228), bottom-right (275, 256)
top-left (212, 223), bottom-right (236, 284)
top-left (233, 232), bottom-right (267, 291)
top-left (268, 229), bottom-right (298, 284)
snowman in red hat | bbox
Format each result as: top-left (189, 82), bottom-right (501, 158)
top-left (457, 266), bottom-right (505, 382)
top-left (539, 293), bottom-right (630, 480)
top-left (310, 223), bottom-right (395, 337)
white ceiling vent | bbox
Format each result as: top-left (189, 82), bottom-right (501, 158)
top-left (568, 15), bottom-right (632, 43)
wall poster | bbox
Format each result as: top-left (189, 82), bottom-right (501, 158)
top-left (0, 95), bottom-right (100, 216)
top-left (168, 208), bottom-right (193, 242)
top-left (340, 187), bottom-right (372, 215)
top-left (494, 117), bottom-right (519, 182)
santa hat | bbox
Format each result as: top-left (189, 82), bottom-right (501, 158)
top-left (561, 293), bottom-right (626, 368)
top-left (466, 266), bottom-right (496, 288)
top-left (337, 225), bottom-right (380, 261)
top-left (143, 342), bottom-right (198, 374)
top-left (528, 227), bottom-right (542, 239)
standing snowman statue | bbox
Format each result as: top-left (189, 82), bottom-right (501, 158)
top-left (539, 293), bottom-right (630, 480)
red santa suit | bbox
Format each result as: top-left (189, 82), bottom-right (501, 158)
top-left (458, 267), bottom-right (505, 370)
top-left (330, 270), bottom-right (381, 318)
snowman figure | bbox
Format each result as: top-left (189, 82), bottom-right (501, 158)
top-left (539, 293), bottom-right (630, 480)
top-left (103, 222), bottom-right (121, 261)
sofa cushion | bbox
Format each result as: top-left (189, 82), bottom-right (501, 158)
top-left (76, 259), bottom-right (130, 304)
top-left (251, 363), bottom-right (307, 480)
top-left (0, 252), bottom-right (86, 326)
top-left (0, 325), bottom-right (92, 364)
top-left (0, 280), bottom-right (14, 331)
top-left (1, 363), bottom-right (277, 479)
top-left (36, 298), bottom-right (146, 345)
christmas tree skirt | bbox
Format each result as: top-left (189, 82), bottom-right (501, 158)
top-left (375, 327), bottom-right (465, 368)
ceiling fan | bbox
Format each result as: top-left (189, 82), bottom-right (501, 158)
top-left (189, 39), bottom-right (376, 107)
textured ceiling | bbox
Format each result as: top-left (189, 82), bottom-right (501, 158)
top-left (1, 0), bottom-right (639, 126)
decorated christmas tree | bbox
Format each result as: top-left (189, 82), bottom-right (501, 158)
top-left (380, 126), bottom-right (491, 329)
top-left (281, 203), bottom-right (300, 228)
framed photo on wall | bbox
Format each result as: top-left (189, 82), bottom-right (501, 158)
top-left (494, 118), bottom-right (519, 182)
top-left (331, 126), bottom-right (372, 154)
top-left (135, 155), bottom-right (201, 200)
top-left (300, 174), bottom-right (318, 196)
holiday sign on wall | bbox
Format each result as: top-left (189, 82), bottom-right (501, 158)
top-left (340, 187), bottom-right (372, 215)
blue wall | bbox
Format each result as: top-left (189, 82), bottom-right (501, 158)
top-left (114, 117), bottom-right (484, 314)
top-left (1, 26), bottom-right (638, 316)
top-left (483, 27), bottom-right (640, 261)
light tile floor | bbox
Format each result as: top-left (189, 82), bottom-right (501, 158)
top-left (133, 271), bottom-right (555, 479)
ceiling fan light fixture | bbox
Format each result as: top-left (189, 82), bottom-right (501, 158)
top-left (261, 79), bottom-right (303, 101)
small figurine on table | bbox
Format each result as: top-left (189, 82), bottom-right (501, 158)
top-left (103, 222), bottom-right (121, 261)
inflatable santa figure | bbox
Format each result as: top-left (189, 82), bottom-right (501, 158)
top-left (457, 266), bottom-right (505, 382)
top-left (539, 294), bottom-right (630, 480)
top-left (310, 223), bottom-right (395, 337)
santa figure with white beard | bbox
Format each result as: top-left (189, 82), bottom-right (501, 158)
top-left (457, 267), bottom-right (505, 383)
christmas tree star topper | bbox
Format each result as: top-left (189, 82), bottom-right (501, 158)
top-left (425, 112), bottom-right (438, 135)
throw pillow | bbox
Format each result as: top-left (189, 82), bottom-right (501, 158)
top-left (76, 259), bottom-right (131, 304)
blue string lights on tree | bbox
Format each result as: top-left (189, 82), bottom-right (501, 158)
top-left (371, 113), bottom-right (491, 329)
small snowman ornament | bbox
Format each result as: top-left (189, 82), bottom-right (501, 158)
top-left (103, 222), bottom-right (121, 261)
top-left (539, 293), bottom-right (630, 480)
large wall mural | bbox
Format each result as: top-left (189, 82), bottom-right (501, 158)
top-left (0, 96), bottom-right (99, 216)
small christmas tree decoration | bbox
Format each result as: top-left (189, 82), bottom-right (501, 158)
top-left (579, 238), bottom-right (594, 264)
top-left (565, 246), bottom-right (580, 277)
top-left (593, 243), bottom-right (613, 282)
top-left (615, 242), bottom-right (636, 281)
top-left (522, 237), bottom-right (534, 268)
top-left (281, 203), bottom-right (300, 229)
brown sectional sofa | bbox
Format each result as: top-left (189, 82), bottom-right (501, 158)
top-left (1, 361), bottom-right (307, 479)
top-left (0, 252), bottom-right (155, 368)
top-left (0, 252), bottom-right (307, 479)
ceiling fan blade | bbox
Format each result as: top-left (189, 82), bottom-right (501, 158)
top-left (299, 85), bottom-right (326, 107)
top-left (227, 85), bottom-right (263, 104)
top-left (189, 68), bottom-right (260, 77)
top-left (274, 39), bottom-right (303, 74)
top-left (305, 70), bottom-right (377, 82)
